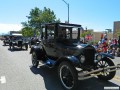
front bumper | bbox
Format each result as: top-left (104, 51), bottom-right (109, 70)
top-left (78, 64), bottom-right (120, 80)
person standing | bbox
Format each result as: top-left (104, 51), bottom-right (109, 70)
top-left (118, 36), bottom-right (120, 48)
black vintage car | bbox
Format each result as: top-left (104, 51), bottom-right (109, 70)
top-left (3, 35), bottom-right (10, 46)
top-left (30, 23), bottom-right (120, 90)
top-left (9, 34), bottom-right (28, 50)
top-left (29, 37), bottom-right (41, 48)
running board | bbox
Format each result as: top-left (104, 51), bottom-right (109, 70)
top-left (78, 64), bottom-right (120, 80)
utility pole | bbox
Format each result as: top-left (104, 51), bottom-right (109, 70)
top-left (62, 0), bottom-right (69, 23)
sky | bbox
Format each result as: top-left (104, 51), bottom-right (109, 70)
top-left (0, 0), bottom-right (120, 34)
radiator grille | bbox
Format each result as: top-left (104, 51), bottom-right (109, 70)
top-left (84, 46), bottom-right (95, 65)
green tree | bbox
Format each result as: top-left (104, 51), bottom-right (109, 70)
top-left (117, 30), bottom-right (120, 37)
top-left (81, 30), bottom-right (91, 38)
top-left (21, 7), bottom-right (60, 37)
top-left (21, 27), bottom-right (34, 37)
top-left (41, 7), bottom-right (56, 23)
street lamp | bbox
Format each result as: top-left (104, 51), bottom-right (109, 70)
top-left (62, 0), bottom-right (69, 23)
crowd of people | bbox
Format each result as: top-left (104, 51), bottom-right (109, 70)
top-left (92, 35), bottom-right (120, 56)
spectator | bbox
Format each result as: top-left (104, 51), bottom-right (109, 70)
top-left (118, 36), bottom-right (120, 48)
top-left (102, 40), bottom-right (107, 53)
top-left (108, 38), bottom-right (112, 47)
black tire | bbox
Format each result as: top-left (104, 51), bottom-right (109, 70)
top-left (58, 61), bottom-right (78, 90)
top-left (9, 46), bottom-right (11, 49)
top-left (9, 42), bottom-right (12, 50)
top-left (26, 47), bottom-right (28, 50)
top-left (97, 58), bottom-right (116, 80)
top-left (3, 41), bottom-right (6, 46)
top-left (32, 52), bottom-right (39, 68)
top-left (25, 44), bottom-right (28, 50)
top-left (20, 45), bottom-right (22, 50)
top-left (12, 45), bottom-right (14, 50)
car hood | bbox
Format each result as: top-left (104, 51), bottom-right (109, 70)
top-left (76, 44), bottom-right (91, 49)
top-left (67, 44), bottom-right (95, 56)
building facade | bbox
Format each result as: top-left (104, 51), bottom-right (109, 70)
top-left (92, 32), bottom-right (113, 42)
top-left (113, 21), bottom-right (120, 38)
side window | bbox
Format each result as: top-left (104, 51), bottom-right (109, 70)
top-left (72, 28), bottom-right (79, 39)
top-left (47, 26), bottom-right (55, 40)
top-left (66, 28), bottom-right (71, 39)
top-left (58, 27), bottom-right (67, 39)
top-left (41, 28), bottom-right (45, 39)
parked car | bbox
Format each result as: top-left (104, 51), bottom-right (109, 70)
top-left (3, 35), bottom-right (10, 46)
top-left (30, 23), bottom-right (120, 90)
top-left (29, 37), bottom-right (41, 48)
top-left (9, 34), bottom-right (28, 50)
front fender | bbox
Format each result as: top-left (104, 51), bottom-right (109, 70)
top-left (100, 52), bottom-right (115, 59)
top-left (56, 56), bottom-right (80, 67)
top-left (30, 45), bottom-right (44, 60)
top-left (30, 45), bottom-right (40, 54)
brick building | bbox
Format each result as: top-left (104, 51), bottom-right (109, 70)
top-left (113, 21), bottom-right (120, 38)
top-left (74, 30), bottom-right (113, 42)
top-left (92, 32), bottom-right (113, 42)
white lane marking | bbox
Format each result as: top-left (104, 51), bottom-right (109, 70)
top-left (0, 76), bottom-right (6, 84)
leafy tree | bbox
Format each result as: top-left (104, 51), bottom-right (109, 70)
top-left (116, 30), bottom-right (120, 36)
top-left (81, 30), bottom-right (91, 38)
top-left (20, 21), bottom-right (34, 37)
top-left (27, 7), bottom-right (42, 29)
top-left (21, 7), bottom-right (60, 37)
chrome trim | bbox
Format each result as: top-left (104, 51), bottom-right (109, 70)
top-left (78, 64), bottom-right (120, 80)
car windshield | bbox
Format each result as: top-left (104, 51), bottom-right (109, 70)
top-left (11, 36), bottom-right (23, 40)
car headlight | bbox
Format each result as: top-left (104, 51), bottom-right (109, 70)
top-left (80, 55), bottom-right (85, 63)
top-left (36, 42), bottom-right (40, 44)
top-left (96, 54), bottom-right (102, 60)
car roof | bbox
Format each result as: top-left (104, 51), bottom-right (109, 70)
top-left (41, 23), bottom-right (82, 28)
top-left (3, 34), bottom-right (10, 36)
top-left (10, 33), bottom-right (22, 36)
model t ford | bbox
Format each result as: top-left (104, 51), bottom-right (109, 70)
top-left (9, 34), bottom-right (28, 50)
top-left (3, 34), bottom-right (10, 46)
top-left (30, 23), bottom-right (120, 90)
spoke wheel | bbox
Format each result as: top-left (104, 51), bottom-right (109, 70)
top-left (97, 58), bottom-right (116, 80)
top-left (58, 61), bottom-right (78, 90)
top-left (32, 52), bottom-right (39, 68)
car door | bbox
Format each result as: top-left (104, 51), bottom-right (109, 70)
top-left (42, 25), bottom-right (58, 57)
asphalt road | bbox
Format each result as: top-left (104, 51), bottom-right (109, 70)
top-left (0, 40), bottom-right (120, 90)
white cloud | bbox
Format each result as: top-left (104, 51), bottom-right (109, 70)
top-left (0, 23), bottom-right (23, 34)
